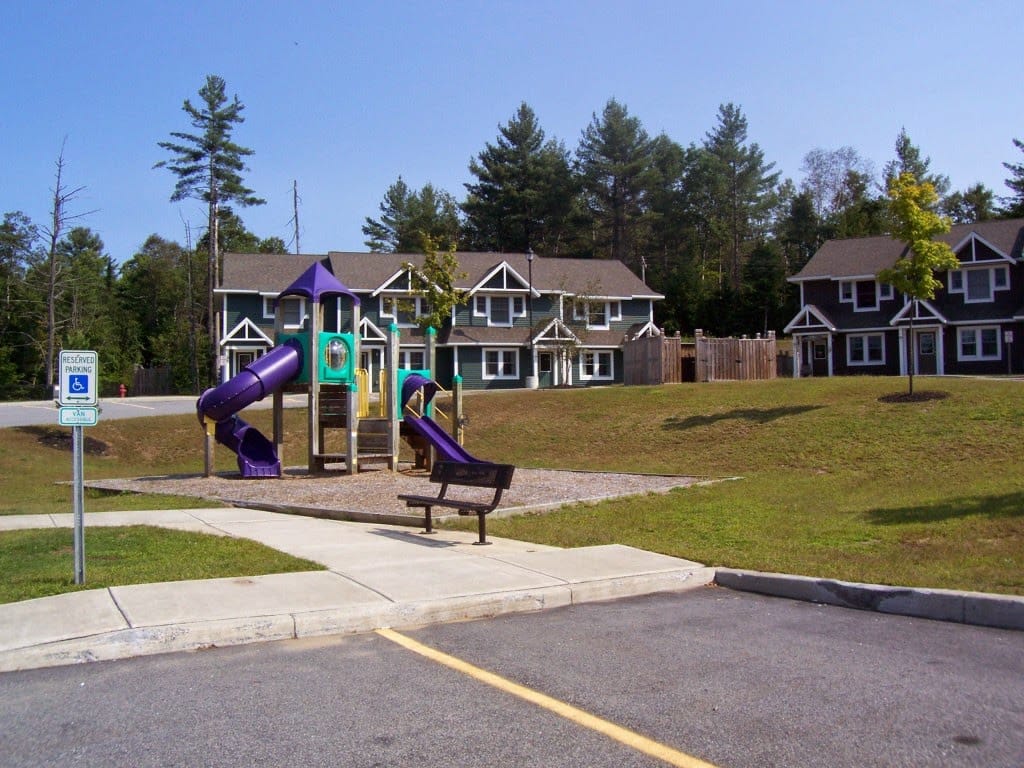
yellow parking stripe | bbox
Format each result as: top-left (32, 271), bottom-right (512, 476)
top-left (376, 628), bottom-right (720, 768)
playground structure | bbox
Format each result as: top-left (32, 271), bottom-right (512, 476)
top-left (196, 261), bottom-right (467, 478)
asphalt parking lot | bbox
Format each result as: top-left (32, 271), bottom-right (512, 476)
top-left (2, 588), bottom-right (1021, 767)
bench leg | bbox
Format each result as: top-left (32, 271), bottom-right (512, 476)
top-left (473, 511), bottom-right (491, 546)
top-left (422, 506), bottom-right (436, 535)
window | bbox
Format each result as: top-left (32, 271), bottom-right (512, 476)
top-left (855, 280), bottom-right (878, 311)
top-left (580, 350), bottom-right (614, 380)
top-left (482, 348), bottom-right (519, 380)
top-left (263, 297), bottom-right (307, 329)
top-left (572, 300), bottom-right (618, 329)
top-left (838, 280), bottom-right (882, 310)
top-left (918, 332), bottom-right (936, 356)
top-left (967, 269), bottom-right (990, 301)
top-left (847, 334), bottom-right (884, 365)
top-left (399, 350), bottom-right (425, 370)
top-left (958, 327), bottom-right (1000, 360)
top-left (473, 295), bottom-right (526, 327)
top-left (380, 296), bottom-right (428, 326)
top-left (949, 266), bottom-right (1009, 303)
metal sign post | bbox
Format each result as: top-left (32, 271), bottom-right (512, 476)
top-left (58, 350), bottom-right (99, 585)
top-left (72, 425), bottom-right (85, 584)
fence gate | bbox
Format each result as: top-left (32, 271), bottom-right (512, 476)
top-left (623, 334), bottom-right (683, 385)
top-left (694, 330), bottom-right (777, 382)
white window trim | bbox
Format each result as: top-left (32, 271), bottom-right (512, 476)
top-left (474, 294), bottom-right (525, 328)
top-left (839, 281), bottom-right (853, 302)
top-left (957, 326), bottom-right (1001, 361)
top-left (398, 350), bottom-right (426, 370)
top-left (579, 349), bottom-right (615, 380)
top-left (571, 300), bottom-right (617, 330)
top-left (264, 296), bottom-right (307, 329)
top-left (846, 333), bottom-right (885, 366)
top-left (481, 347), bottom-right (520, 380)
top-left (948, 266), bottom-right (1009, 304)
top-left (380, 295), bottom-right (427, 327)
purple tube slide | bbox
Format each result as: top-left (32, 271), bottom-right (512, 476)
top-left (196, 339), bottom-right (304, 478)
top-left (403, 414), bottom-right (481, 464)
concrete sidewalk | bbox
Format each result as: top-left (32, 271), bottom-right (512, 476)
top-left (0, 509), bottom-right (714, 672)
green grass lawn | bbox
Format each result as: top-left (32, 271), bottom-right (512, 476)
top-left (0, 526), bottom-right (324, 604)
top-left (457, 376), bottom-right (1024, 596)
top-left (2, 375), bottom-right (1022, 597)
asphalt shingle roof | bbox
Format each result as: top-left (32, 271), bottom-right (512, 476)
top-left (220, 251), bottom-right (662, 299)
top-left (791, 218), bottom-right (1024, 281)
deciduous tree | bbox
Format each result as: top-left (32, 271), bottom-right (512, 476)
top-left (877, 173), bottom-right (959, 395)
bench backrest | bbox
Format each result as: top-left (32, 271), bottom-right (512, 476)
top-left (430, 461), bottom-right (515, 490)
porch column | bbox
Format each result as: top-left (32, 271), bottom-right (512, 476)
top-left (826, 334), bottom-right (834, 377)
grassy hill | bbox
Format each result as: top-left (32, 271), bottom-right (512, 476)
top-left (2, 375), bottom-right (1021, 595)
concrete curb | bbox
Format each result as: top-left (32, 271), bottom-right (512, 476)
top-left (714, 568), bottom-right (1024, 631)
top-left (0, 567), bottom-right (716, 673)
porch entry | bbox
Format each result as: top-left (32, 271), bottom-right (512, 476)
top-left (800, 337), bottom-right (829, 377)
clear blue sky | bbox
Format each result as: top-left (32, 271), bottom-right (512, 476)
top-left (3, 0), bottom-right (1022, 263)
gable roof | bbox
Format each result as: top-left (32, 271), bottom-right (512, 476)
top-left (219, 250), bottom-right (662, 300)
top-left (790, 218), bottom-right (1024, 282)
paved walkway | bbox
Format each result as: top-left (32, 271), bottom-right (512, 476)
top-left (0, 508), bottom-right (714, 672)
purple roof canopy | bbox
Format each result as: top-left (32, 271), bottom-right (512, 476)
top-left (277, 260), bottom-right (361, 306)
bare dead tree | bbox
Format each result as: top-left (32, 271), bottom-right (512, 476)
top-left (40, 141), bottom-right (94, 395)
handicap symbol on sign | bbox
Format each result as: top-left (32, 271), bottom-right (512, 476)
top-left (69, 374), bottom-right (88, 394)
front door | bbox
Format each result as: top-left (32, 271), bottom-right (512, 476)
top-left (538, 351), bottom-right (554, 387)
top-left (916, 330), bottom-right (937, 375)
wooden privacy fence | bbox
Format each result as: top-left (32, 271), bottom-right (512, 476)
top-left (622, 330), bottom-right (779, 384)
top-left (694, 330), bottom-right (777, 382)
top-left (623, 334), bottom-right (683, 385)
top-left (130, 365), bottom-right (174, 396)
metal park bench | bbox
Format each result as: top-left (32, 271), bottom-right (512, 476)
top-left (398, 461), bottom-right (516, 545)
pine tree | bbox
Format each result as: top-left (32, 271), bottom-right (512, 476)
top-left (155, 74), bottom-right (264, 385)
top-left (1001, 138), bottom-right (1024, 218)
top-left (576, 98), bottom-right (655, 266)
top-left (701, 103), bottom-right (780, 288)
top-left (463, 103), bottom-right (575, 254)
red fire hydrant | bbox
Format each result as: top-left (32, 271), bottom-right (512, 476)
top-left (119, 383), bottom-right (127, 398)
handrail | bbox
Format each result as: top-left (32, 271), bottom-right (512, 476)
top-left (354, 369), bottom-right (370, 417)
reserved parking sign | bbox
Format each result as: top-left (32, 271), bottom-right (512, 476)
top-left (59, 350), bottom-right (98, 406)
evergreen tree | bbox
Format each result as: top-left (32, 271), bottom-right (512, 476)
top-left (941, 183), bottom-right (996, 224)
top-left (363, 177), bottom-right (461, 252)
top-left (155, 74), bottom-right (264, 385)
top-left (462, 103), bottom-right (575, 254)
top-left (1000, 138), bottom-right (1024, 218)
top-left (0, 212), bottom-right (40, 398)
top-left (576, 98), bottom-right (656, 266)
top-left (882, 128), bottom-right (950, 199)
top-left (701, 103), bottom-right (780, 289)
top-left (119, 235), bottom-right (204, 393)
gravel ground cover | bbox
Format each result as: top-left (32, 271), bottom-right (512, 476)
top-left (86, 466), bottom-right (704, 524)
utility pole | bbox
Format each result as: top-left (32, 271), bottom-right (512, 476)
top-left (292, 180), bottom-right (301, 254)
